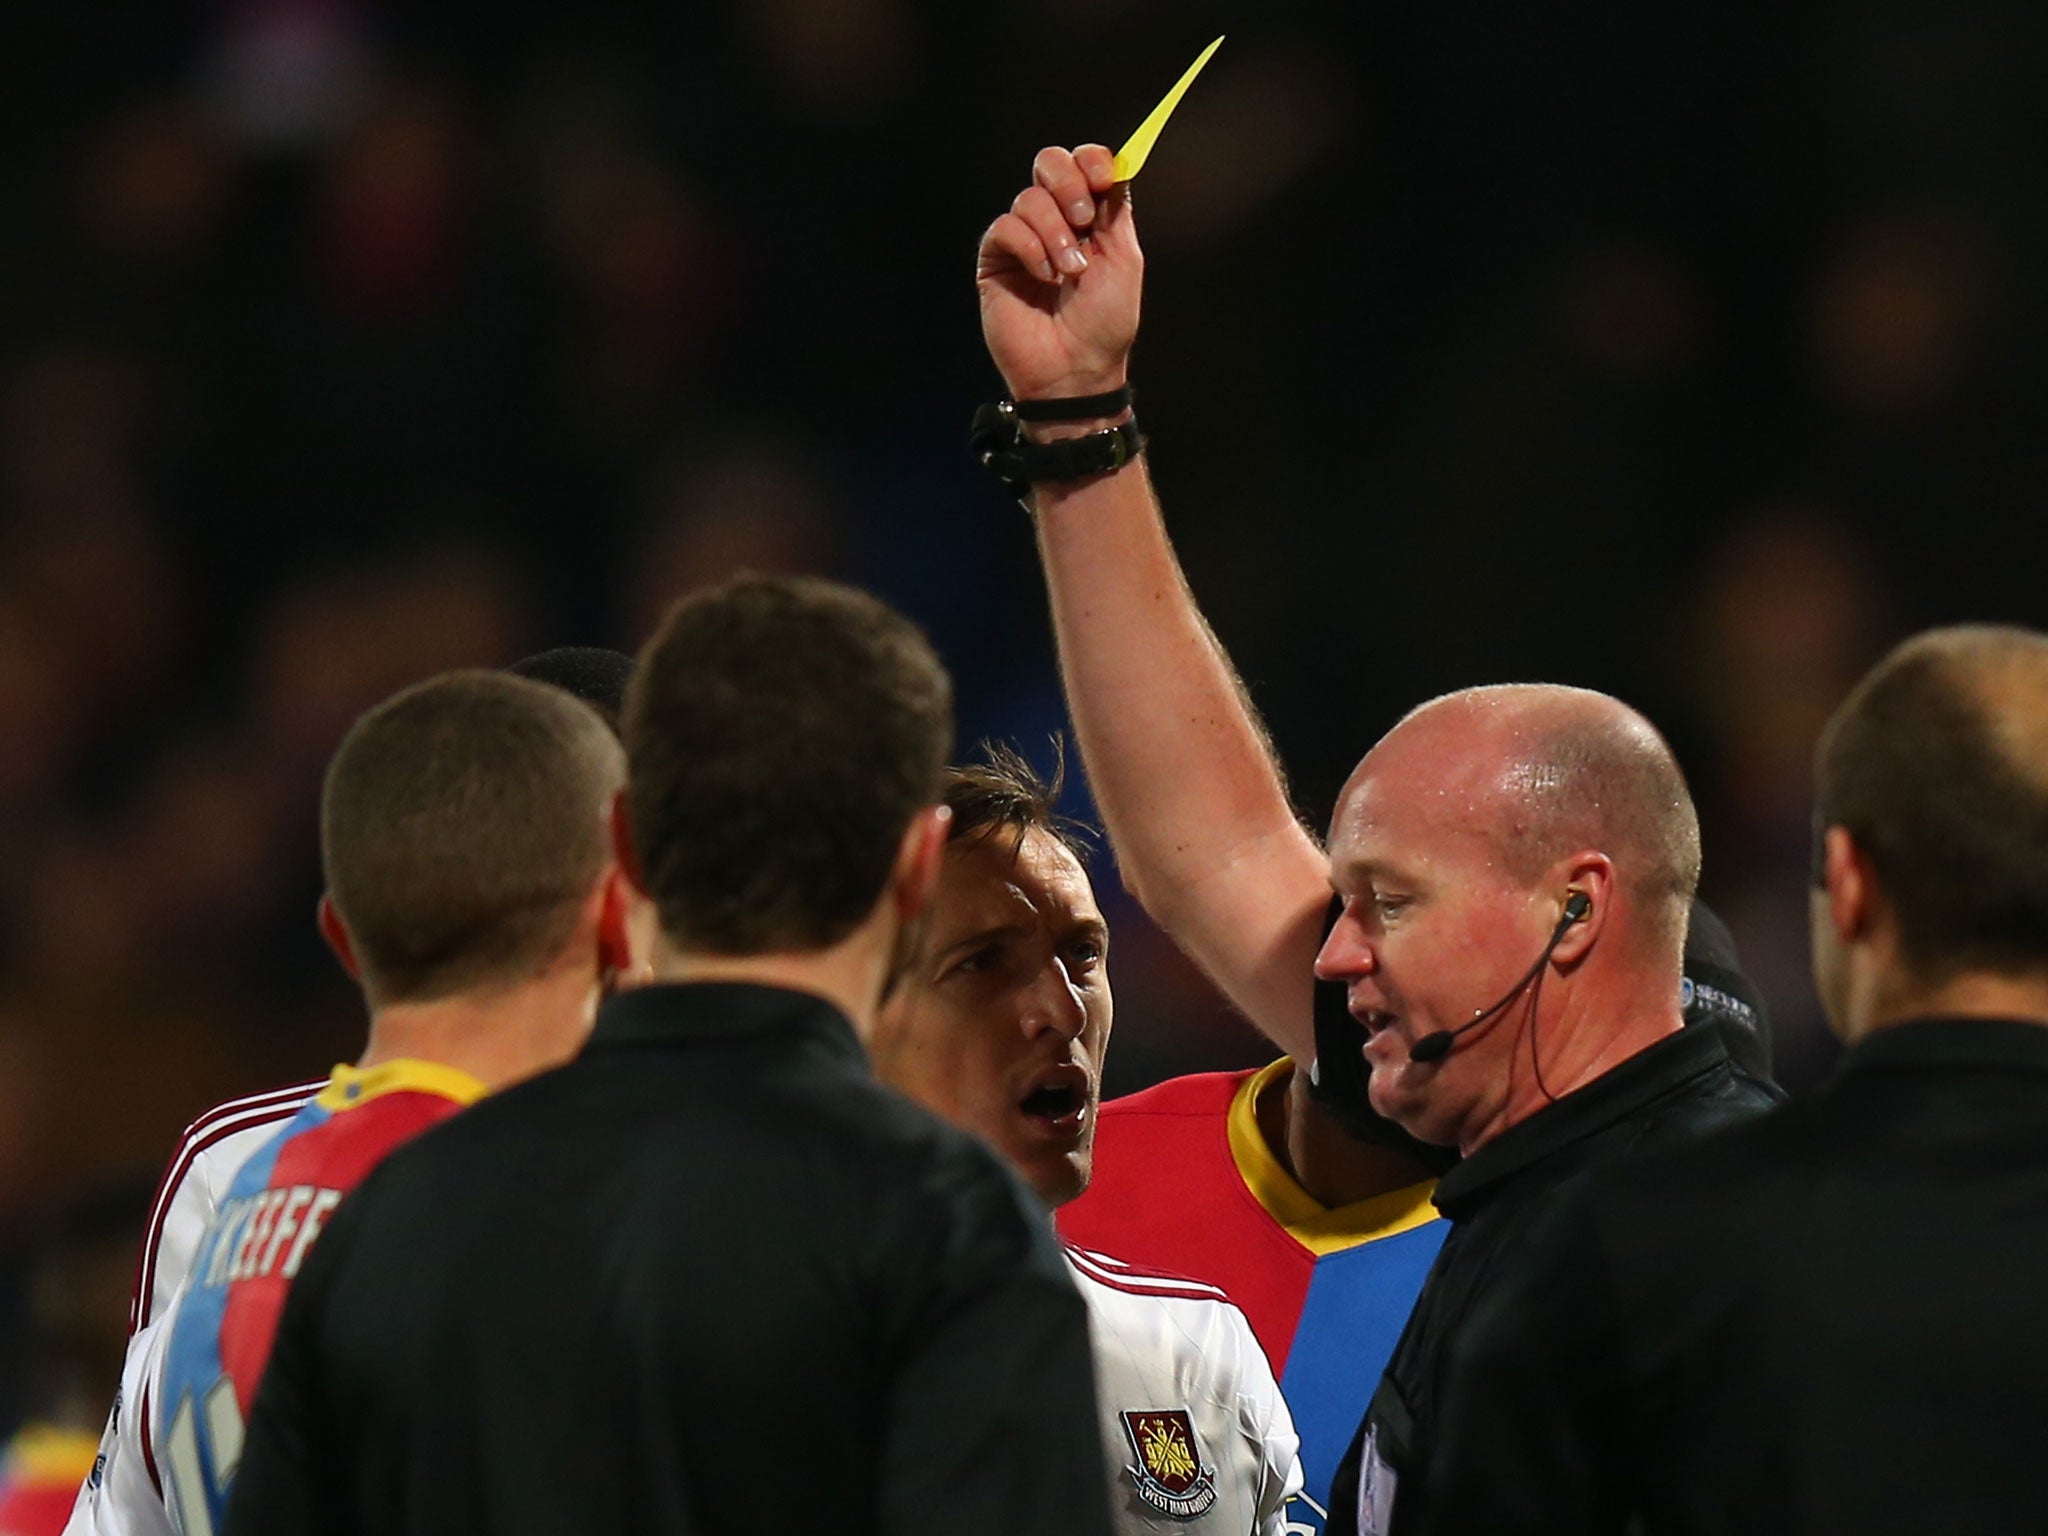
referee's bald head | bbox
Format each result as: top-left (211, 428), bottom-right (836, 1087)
top-left (1362, 684), bottom-right (1701, 962)
top-left (320, 669), bottom-right (626, 1007)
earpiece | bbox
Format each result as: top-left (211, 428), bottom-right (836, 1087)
top-left (1406, 890), bottom-right (1592, 1066)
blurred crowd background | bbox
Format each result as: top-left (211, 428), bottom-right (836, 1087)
top-left (1, 0), bottom-right (2044, 1437)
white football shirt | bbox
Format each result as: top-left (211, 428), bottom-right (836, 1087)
top-left (66, 1081), bottom-right (321, 1536)
top-left (1067, 1245), bottom-right (1304, 1536)
top-left (128, 1082), bottom-right (326, 1336)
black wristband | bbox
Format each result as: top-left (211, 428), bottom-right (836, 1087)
top-left (1009, 385), bottom-right (1133, 422)
top-left (971, 400), bottom-right (1143, 496)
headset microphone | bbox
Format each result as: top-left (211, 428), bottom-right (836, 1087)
top-left (1406, 891), bottom-right (1591, 1065)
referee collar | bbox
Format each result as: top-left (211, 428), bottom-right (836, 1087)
top-left (1432, 1024), bottom-right (1733, 1220)
top-left (589, 981), bottom-right (868, 1068)
top-left (1839, 1015), bottom-right (2048, 1078)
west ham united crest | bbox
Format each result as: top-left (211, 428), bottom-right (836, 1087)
top-left (1119, 1408), bottom-right (1218, 1520)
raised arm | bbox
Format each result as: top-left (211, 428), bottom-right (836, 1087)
top-left (976, 144), bottom-right (1331, 1061)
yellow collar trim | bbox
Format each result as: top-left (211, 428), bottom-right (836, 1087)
top-left (4, 1425), bottom-right (101, 1482)
top-left (1227, 1058), bottom-right (1440, 1256)
top-left (316, 1058), bottom-right (488, 1113)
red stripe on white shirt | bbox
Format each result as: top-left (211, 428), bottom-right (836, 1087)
top-left (128, 1081), bottom-right (324, 1334)
top-left (138, 1374), bottom-right (161, 1498)
top-left (1065, 1244), bottom-right (1233, 1303)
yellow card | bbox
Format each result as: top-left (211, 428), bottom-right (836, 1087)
top-left (1112, 36), bottom-right (1225, 182)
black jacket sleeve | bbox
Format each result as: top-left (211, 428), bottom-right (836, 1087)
top-left (874, 1148), bottom-right (1115, 1536)
top-left (1415, 1189), bottom-right (1633, 1536)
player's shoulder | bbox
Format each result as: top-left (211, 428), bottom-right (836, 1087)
top-left (293, 1064), bottom-right (481, 1153)
top-left (163, 1081), bottom-right (326, 1189)
top-left (130, 1078), bottom-right (326, 1333)
top-left (180, 1079), bottom-right (327, 1138)
top-left (1065, 1243), bottom-right (1237, 1310)
top-left (1064, 1245), bottom-right (1270, 1383)
top-left (375, 1042), bottom-right (1026, 1225)
top-left (169, 1082), bottom-right (327, 1205)
top-left (1098, 1067), bottom-right (1262, 1124)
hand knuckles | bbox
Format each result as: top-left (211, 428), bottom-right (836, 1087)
top-left (1018, 189), bottom-right (1069, 236)
top-left (995, 215), bottom-right (1046, 262)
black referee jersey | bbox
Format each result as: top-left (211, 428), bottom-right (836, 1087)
top-left (1420, 1016), bottom-right (2048, 1536)
top-left (1326, 1021), bottom-right (1781, 1536)
top-left (223, 982), bottom-right (1114, 1536)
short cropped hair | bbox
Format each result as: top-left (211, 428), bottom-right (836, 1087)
top-left (625, 574), bottom-right (954, 954)
top-left (1500, 712), bottom-right (1702, 944)
top-left (505, 647), bottom-right (636, 734)
top-left (943, 740), bottom-right (1092, 860)
top-left (321, 671), bottom-right (625, 1006)
top-left (1816, 624), bottom-right (2048, 981)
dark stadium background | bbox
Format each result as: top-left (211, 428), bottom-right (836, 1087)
top-left (2, 0), bottom-right (2043, 1430)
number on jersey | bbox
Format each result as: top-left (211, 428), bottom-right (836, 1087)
top-left (164, 1378), bottom-right (245, 1536)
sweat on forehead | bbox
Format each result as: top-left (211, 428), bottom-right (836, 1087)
top-left (1341, 684), bottom-right (1700, 902)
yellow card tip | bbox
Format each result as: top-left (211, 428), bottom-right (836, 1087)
top-left (1111, 36), bottom-right (1227, 183)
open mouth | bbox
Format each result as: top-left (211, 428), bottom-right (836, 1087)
top-left (1352, 1006), bottom-right (1399, 1038)
top-left (1021, 1082), bottom-right (1081, 1118)
top-left (1017, 1064), bottom-right (1090, 1135)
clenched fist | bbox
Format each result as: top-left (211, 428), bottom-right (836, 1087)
top-left (977, 144), bottom-right (1143, 405)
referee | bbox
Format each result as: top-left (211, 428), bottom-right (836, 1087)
top-left (1421, 624), bottom-right (2048, 1535)
top-left (974, 143), bottom-right (1782, 1536)
top-left (223, 575), bottom-right (1114, 1536)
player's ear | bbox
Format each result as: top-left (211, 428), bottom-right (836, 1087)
top-left (894, 804), bottom-right (953, 924)
top-left (609, 791), bottom-right (650, 899)
top-left (1823, 826), bottom-right (1879, 944)
top-left (317, 895), bottom-right (362, 981)
top-left (596, 866), bottom-right (635, 981)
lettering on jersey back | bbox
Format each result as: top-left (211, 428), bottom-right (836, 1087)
top-left (199, 1186), bottom-right (343, 1288)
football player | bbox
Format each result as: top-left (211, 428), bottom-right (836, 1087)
top-left (69, 668), bottom-right (634, 1536)
top-left (872, 745), bottom-right (1303, 1536)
